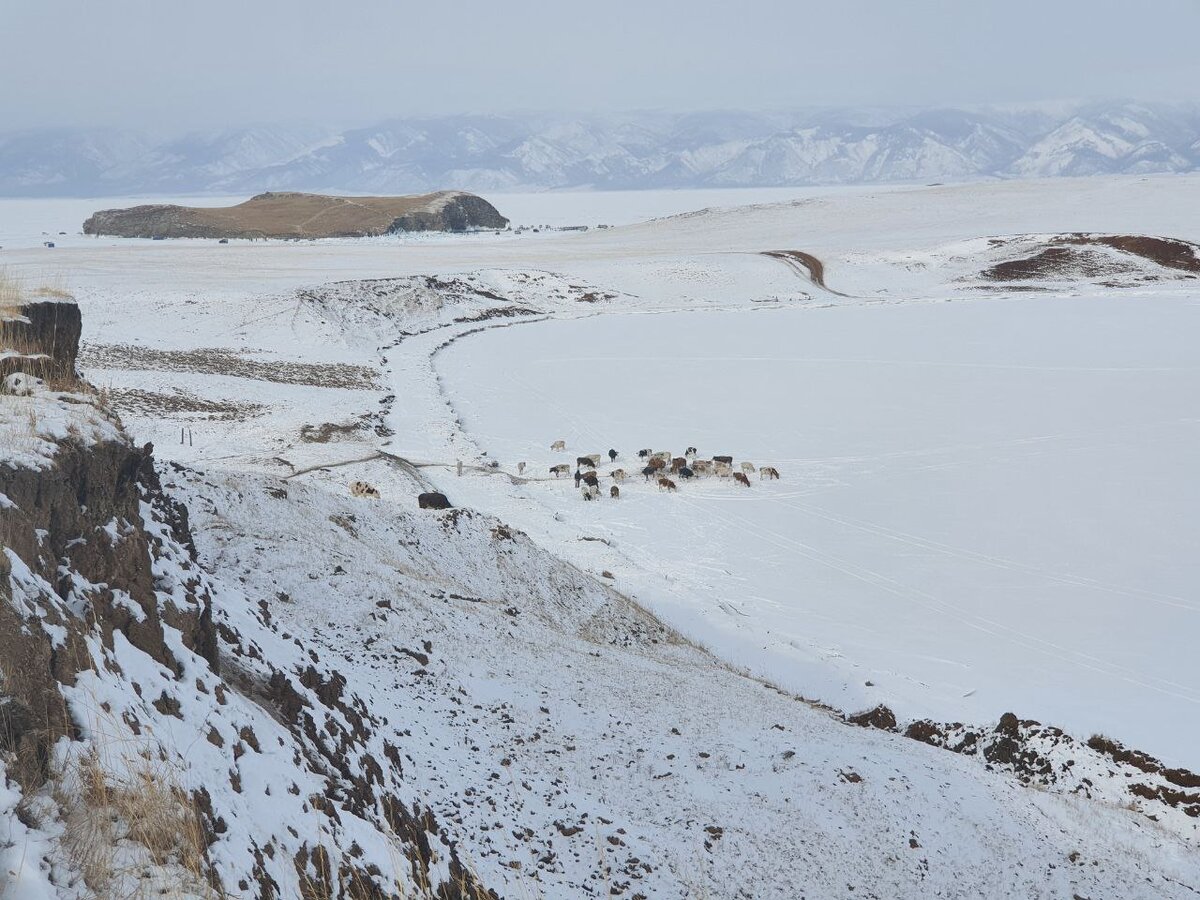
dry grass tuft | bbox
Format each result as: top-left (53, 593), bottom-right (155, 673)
top-left (54, 742), bottom-right (219, 899)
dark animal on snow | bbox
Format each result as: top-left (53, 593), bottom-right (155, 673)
top-left (608, 449), bottom-right (618, 462)
top-left (550, 463), bottom-right (571, 477)
top-left (577, 456), bottom-right (597, 469)
top-left (582, 472), bottom-right (599, 488)
top-left (642, 465), bottom-right (657, 481)
top-left (671, 456), bottom-right (687, 472)
top-left (678, 466), bottom-right (694, 479)
top-left (610, 485), bottom-right (620, 499)
top-left (657, 477), bottom-right (677, 492)
top-left (713, 455), bottom-right (734, 465)
top-left (685, 446), bottom-right (698, 457)
top-left (733, 473), bottom-right (751, 488)
top-left (638, 448), bottom-right (652, 458)
top-left (647, 457), bottom-right (666, 471)
top-left (760, 466), bottom-right (780, 480)
top-left (418, 492), bottom-right (452, 509)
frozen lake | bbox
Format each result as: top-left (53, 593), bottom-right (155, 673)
top-left (438, 295), bottom-right (1200, 765)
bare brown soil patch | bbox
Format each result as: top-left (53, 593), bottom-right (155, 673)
top-left (981, 233), bottom-right (1200, 283)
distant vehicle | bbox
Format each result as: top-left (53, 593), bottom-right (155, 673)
top-left (218, 238), bottom-right (229, 244)
top-left (43, 241), bottom-right (55, 248)
top-left (152, 236), bottom-right (165, 241)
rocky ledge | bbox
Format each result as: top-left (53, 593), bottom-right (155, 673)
top-left (82, 190), bottom-right (509, 240)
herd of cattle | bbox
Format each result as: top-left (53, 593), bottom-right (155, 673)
top-left (544, 441), bottom-right (779, 501)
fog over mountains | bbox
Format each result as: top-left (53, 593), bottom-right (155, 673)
top-left (4, 102), bottom-right (1200, 197)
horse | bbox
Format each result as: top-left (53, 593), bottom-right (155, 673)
top-left (733, 472), bottom-right (751, 488)
top-left (657, 477), bottom-right (678, 492)
top-left (760, 466), bottom-right (780, 480)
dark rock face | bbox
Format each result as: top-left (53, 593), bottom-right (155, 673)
top-left (389, 193), bottom-right (509, 233)
top-left (0, 300), bottom-right (82, 382)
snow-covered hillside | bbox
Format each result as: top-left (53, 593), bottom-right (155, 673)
top-left (2, 178), bottom-right (1199, 897)
top-left (3, 102), bottom-right (1200, 196)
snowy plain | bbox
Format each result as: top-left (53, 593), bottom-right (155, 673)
top-left (2, 176), bottom-right (1200, 896)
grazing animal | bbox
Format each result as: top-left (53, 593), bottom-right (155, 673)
top-left (692, 460), bottom-right (712, 474)
top-left (551, 440), bottom-right (567, 451)
top-left (582, 484), bottom-right (599, 501)
top-left (610, 485), bottom-right (620, 499)
top-left (678, 466), bottom-right (695, 479)
top-left (760, 466), bottom-right (780, 480)
top-left (585, 453), bottom-right (602, 465)
top-left (713, 455), bottom-right (734, 465)
top-left (608, 448), bottom-right (618, 463)
top-left (657, 477), bottom-right (678, 492)
top-left (741, 462), bottom-right (756, 474)
top-left (582, 472), bottom-right (599, 488)
top-left (550, 463), bottom-right (571, 477)
top-left (350, 481), bottom-right (380, 499)
top-left (638, 448), bottom-right (652, 459)
top-left (715, 463), bottom-right (733, 478)
top-left (671, 456), bottom-right (687, 472)
top-left (642, 465), bottom-right (657, 481)
top-left (647, 457), bottom-right (666, 471)
top-left (733, 472), bottom-right (751, 488)
top-left (611, 469), bottom-right (627, 482)
top-left (418, 491), bottom-right (452, 509)
top-left (685, 446), bottom-right (698, 457)
top-left (577, 456), bottom-right (597, 469)
top-left (517, 462), bottom-right (526, 476)
top-left (652, 451), bottom-right (671, 462)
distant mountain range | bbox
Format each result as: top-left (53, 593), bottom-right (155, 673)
top-left (3, 102), bottom-right (1199, 197)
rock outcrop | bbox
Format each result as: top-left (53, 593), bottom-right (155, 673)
top-left (1, 301), bottom-right (499, 898)
top-left (0, 299), bottom-right (81, 382)
top-left (82, 190), bottom-right (509, 240)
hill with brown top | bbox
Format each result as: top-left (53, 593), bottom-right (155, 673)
top-left (82, 190), bottom-right (509, 239)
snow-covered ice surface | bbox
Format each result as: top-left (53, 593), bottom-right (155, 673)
top-left (4, 178), bottom-right (1200, 896)
top-left (435, 297), bottom-right (1200, 764)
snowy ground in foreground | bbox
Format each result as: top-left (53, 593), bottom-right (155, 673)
top-left (435, 297), bottom-right (1200, 766)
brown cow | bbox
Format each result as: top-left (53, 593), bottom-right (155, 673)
top-left (610, 485), bottom-right (620, 499)
top-left (671, 456), bottom-right (687, 472)
top-left (692, 460), bottom-right (713, 474)
top-left (760, 466), bottom-right (780, 480)
top-left (582, 471), bottom-right (600, 488)
top-left (658, 477), bottom-right (677, 492)
top-left (733, 472), bottom-right (751, 488)
top-left (577, 456), bottom-right (597, 469)
top-left (647, 457), bottom-right (667, 471)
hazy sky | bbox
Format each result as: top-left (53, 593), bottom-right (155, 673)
top-left (5, 0), bottom-right (1199, 131)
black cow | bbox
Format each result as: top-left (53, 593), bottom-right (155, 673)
top-left (608, 448), bottom-right (618, 463)
top-left (638, 448), bottom-right (652, 459)
top-left (642, 465), bottom-right (657, 481)
top-left (678, 466), bottom-right (695, 479)
top-left (685, 446), bottom-right (698, 456)
top-left (712, 455), bottom-right (734, 465)
top-left (577, 456), bottom-right (597, 469)
top-left (582, 472), bottom-right (599, 488)
top-left (418, 492), bottom-right (452, 510)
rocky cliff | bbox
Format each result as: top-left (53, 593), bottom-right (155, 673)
top-left (0, 301), bottom-right (497, 898)
top-left (81, 191), bottom-right (509, 240)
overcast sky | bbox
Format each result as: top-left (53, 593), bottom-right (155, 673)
top-left (5, 0), bottom-right (1199, 132)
